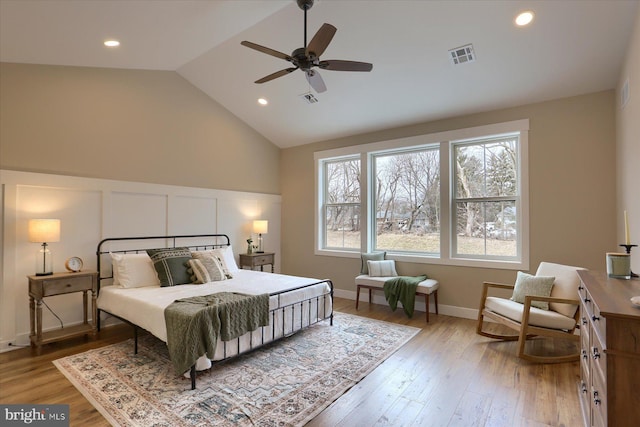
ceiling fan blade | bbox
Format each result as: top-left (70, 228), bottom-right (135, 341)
top-left (255, 67), bottom-right (298, 84)
top-left (306, 70), bottom-right (327, 93)
top-left (319, 60), bottom-right (373, 72)
top-left (306, 23), bottom-right (337, 57)
top-left (241, 41), bottom-right (292, 61)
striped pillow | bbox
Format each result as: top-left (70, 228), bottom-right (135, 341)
top-left (367, 260), bottom-right (398, 277)
top-left (188, 256), bottom-right (227, 284)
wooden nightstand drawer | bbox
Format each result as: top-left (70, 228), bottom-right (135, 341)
top-left (252, 255), bottom-right (272, 265)
top-left (41, 275), bottom-right (93, 296)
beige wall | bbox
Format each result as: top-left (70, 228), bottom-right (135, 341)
top-left (281, 91), bottom-right (617, 310)
top-left (617, 7), bottom-right (640, 270)
top-left (0, 62), bottom-right (280, 195)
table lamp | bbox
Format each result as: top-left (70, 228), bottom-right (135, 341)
top-left (253, 220), bottom-right (268, 253)
top-left (28, 219), bottom-right (60, 276)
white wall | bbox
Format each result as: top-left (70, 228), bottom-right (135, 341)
top-left (0, 170), bottom-right (281, 352)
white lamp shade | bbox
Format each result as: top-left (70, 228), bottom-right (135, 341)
top-left (28, 219), bottom-right (61, 243)
top-left (253, 220), bottom-right (268, 234)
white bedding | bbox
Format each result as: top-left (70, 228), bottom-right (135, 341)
top-left (98, 269), bottom-right (332, 356)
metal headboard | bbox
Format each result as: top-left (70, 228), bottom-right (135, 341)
top-left (96, 233), bottom-right (231, 295)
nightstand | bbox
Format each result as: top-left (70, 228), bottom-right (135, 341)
top-left (238, 252), bottom-right (275, 272)
top-left (28, 271), bottom-right (98, 354)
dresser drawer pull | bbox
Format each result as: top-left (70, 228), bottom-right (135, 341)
top-left (592, 347), bottom-right (601, 359)
top-left (581, 317), bottom-right (588, 326)
top-left (581, 349), bottom-right (588, 360)
top-left (591, 315), bottom-right (600, 322)
top-left (581, 382), bottom-right (588, 394)
top-left (66, 283), bottom-right (72, 287)
top-left (578, 285), bottom-right (584, 290)
top-left (593, 391), bottom-right (601, 405)
top-left (583, 297), bottom-right (591, 303)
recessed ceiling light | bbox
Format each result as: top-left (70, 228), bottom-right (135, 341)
top-left (258, 98), bottom-right (268, 106)
top-left (515, 11), bottom-right (535, 27)
top-left (104, 40), bottom-right (120, 47)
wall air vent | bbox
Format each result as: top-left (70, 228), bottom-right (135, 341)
top-left (299, 92), bottom-right (319, 104)
top-left (449, 44), bottom-right (476, 65)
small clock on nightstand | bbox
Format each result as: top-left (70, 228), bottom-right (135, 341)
top-left (65, 256), bottom-right (83, 272)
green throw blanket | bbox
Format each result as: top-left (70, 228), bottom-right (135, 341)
top-left (164, 292), bottom-right (269, 374)
top-left (384, 275), bottom-right (427, 318)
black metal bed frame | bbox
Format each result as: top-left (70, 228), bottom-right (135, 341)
top-left (96, 234), bottom-right (333, 390)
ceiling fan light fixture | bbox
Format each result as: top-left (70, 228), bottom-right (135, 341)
top-left (515, 11), bottom-right (535, 27)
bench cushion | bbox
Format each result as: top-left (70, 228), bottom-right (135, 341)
top-left (355, 274), bottom-right (439, 294)
top-left (484, 296), bottom-right (576, 330)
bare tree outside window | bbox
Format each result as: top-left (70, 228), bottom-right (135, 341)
top-left (324, 158), bottom-right (360, 249)
top-left (453, 137), bottom-right (518, 258)
top-left (373, 148), bottom-right (440, 253)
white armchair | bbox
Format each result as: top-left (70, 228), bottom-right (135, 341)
top-left (476, 262), bottom-right (585, 363)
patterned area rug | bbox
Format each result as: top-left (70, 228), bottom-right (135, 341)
top-left (54, 312), bottom-right (420, 427)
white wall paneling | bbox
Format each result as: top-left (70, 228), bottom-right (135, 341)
top-left (0, 170), bottom-right (282, 352)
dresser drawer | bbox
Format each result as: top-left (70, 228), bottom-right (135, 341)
top-left (590, 300), bottom-right (607, 343)
top-left (591, 368), bottom-right (607, 427)
top-left (41, 275), bottom-right (93, 296)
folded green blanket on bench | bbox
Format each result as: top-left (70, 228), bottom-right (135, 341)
top-left (384, 275), bottom-right (428, 318)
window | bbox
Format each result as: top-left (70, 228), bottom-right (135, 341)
top-left (322, 157), bottom-right (361, 250)
top-left (315, 120), bottom-right (529, 269)
top-left (373, 147), bottom-right (440, 254)
top-left (452, 136), bottom-right (519, 260)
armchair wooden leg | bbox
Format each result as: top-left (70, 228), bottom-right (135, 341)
top-left (356, 285), bottom-right (361, 310)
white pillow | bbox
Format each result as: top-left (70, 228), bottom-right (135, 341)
top-left (367, 260), bottom-right (398, 277)
top-left (110, 253), bottom-right (160, 288)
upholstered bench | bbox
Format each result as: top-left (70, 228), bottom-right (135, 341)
top-left (355, 274), bottom-right (439, 322)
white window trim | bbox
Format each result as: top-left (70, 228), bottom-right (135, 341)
top-left (314, 119), bottom-right (529, 270)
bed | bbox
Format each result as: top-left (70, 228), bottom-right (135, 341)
top-left (96, 234), bottom-right (333, 389)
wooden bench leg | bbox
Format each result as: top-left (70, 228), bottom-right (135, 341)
top-left (425, 293), bottom-right (430, 322)
top-left (356, 285), bottom-right (361, 310)
top-left (434, 290), bottom-right (439, 314)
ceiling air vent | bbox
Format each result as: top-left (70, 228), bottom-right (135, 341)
top-left (299, 92), bottom-right (319, 104)
top-left (449, 44), bottom-right (476, 65)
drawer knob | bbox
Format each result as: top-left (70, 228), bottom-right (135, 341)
top-left (66, 283), bottom-right (72, 287)
top-left (578, 285), bottom-right (584, 290)
top-left (581, 349), bottom-right (588, 360)
top-left (592, 347), bottom-right (601, 359)
top-left (581, 317), bottom-right (588, 326)
top-left (593, 391), bottom-right (601, 405)
top-left (591, 315), bottom-right (599, 322)
top-left (581, 382), bottom-right (588, 394)
top-left (583, 297), bottom-right (591, 303)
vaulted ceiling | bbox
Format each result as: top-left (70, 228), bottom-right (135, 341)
top-left (1, 0), bottom-right (638, 148)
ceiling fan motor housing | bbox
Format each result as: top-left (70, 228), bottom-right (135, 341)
top-left (297, 0), bottom-right (314, 11)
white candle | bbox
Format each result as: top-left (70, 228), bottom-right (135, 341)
top-left (624, 210), bottom-right (630, 245)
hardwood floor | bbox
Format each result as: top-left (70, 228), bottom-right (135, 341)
top-left (0, 297), bottom-right (581, 426)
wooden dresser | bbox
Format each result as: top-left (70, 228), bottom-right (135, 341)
top-left (577, 270), bottom-right (640, 427)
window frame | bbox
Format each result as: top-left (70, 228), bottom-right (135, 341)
top-left (314, 119), bottom-right (529, 270)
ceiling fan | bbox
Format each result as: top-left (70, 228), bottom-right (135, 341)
top-left (241, 0), bottom-right (373, 93)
